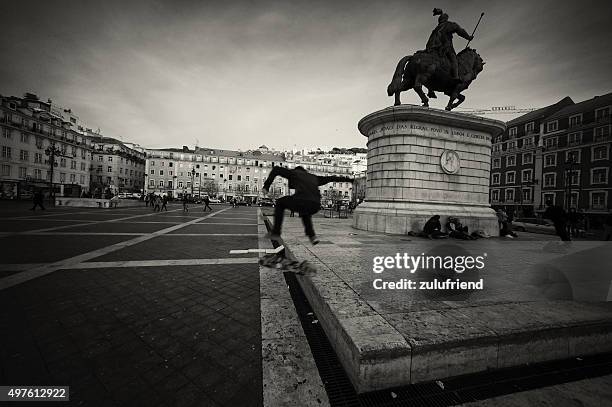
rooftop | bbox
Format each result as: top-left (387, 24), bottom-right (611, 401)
top-left (546, 92), bottom-right (612, 121)
top-left (506, 96), bottom-right (574, 126)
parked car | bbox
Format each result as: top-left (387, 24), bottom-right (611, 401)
top-left (117, 192), bottom-right (130, 199)
top-left (258, 198), bottom-right (275, 207)
top-left (208, 198), bottom-right (221, 203)
top-left (512, 218), bottom-right (557, 234)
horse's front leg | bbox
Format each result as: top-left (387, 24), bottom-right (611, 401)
top-left (451, 93), bottom-right (466, 110)
top-left (394, 92), bottom-right (401, 106)
top-left (413, 74), bottom-right (429, 107)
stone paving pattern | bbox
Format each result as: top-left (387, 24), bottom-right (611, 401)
top-left (0, 203), bottom-right (263, 406)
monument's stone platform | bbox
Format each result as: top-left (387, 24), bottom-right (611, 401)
top-left (354, 105), bottom-right (506, 236)
top-left (270, 214), bottom-right (612, 393)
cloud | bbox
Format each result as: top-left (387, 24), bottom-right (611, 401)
top-left (1, 0), bottom-right (611, 150)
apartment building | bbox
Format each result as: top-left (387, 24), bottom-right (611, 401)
top-left (0, 93), bottom-right (94, 199)
top-left (491, 93), bottom-right (612, 227)
top-left (87, 134), bottom-right (147, 195)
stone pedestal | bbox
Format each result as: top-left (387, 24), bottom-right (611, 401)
top-left (353, 105), bottom-right (506, 236)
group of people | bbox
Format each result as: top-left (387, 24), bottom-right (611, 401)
top-left (145, 193), bottom-right (168, 212)
top-left (420, 215), bottom-right (488, 240)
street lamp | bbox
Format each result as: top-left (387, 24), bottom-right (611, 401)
top-left (190, 168), bottom-right (195, 197)
top-left (565, 156), bottom-right (576, 211)
top-left (45, 143), bottom-right (62, 205)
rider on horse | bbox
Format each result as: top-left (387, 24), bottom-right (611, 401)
top-left (426, 8), bottom-right (474, 81)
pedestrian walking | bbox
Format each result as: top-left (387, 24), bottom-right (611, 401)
top-left (263, 166), bottom-right (353, 245)
top-left (182, 195), bottom-right (189, 212)
top-left (153, 195), bottom-right (161, 212)
top-left (30, 190), bottom-right (45, 211)
top-left (203, 195), bottom-right (213, 212)
top-left (144, 194), bottom-right (150, 207)
top-left (543, 200), bottom-right (570, 241)
top-left (161, 195), bottom-right (168, 211)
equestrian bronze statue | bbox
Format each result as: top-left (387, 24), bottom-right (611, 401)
top-left (387, 9), bottom-right (485, 111)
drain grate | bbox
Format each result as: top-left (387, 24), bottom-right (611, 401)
top-left (263, 216), bottom-right (612, 406)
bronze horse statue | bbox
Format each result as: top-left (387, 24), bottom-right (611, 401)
top-left (387, 47), bottom-right (485, 111)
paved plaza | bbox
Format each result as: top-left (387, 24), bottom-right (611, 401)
top-left (1, 202), bottom-right (611, 407)
top-left (0, 202), bottom-right (264, 406)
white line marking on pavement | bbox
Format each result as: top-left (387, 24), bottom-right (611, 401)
top-left (21, 232), bottom-right (148, 236)
top-left (15, 208), bottom-right (185, 234)
top-left (164, 233), bottom-right (258, 236)
top-left (190, 222), bottom-right (258, 226)
top-left (229, 246), bottom-right (283, 254)
top-left (63, 258), bottom-right (259, 269)
top-left (0, 208), bottom-right (230, 290)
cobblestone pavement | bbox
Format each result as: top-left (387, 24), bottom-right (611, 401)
top-left (0, 202), bottom-right (263, 406)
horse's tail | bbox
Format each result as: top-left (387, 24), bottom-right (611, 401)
top-left (387, 55), bottom-right (411, 96)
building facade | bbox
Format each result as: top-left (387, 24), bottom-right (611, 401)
top-left (144, 146), bottom-right (288, 201)
top-left (491, 93), bottom-right (612, 228)
top-left (87, 135), bottom-right (147, 195)
top-left (1, 93), bottom-right (94, 199)
top-left (144, 146), bottom-right (367, 203)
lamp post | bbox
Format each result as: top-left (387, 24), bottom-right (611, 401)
top-left (45, 143), bottom-right (62, 205)
top-left (565, 156), bottom-right (575, 211)
top-left (190, 168), bottom-right (195, 197)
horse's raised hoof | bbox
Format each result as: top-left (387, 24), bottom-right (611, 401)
top-left (445, 106), bottom-right (452, 111)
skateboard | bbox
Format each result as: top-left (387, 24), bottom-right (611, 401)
top-left (259, 252), bottom-right (317, 275)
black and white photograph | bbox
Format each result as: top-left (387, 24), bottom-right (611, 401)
top-left (1, 1), bottom-right (611, 406)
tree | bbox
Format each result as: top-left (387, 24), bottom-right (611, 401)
top-left (201, 179), bottom-right (218, 196)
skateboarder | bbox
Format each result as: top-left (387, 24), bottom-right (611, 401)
top-left (262, 166), bottom-right (353, 245)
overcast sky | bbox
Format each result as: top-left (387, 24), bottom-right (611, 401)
top-left (2, 0), bottom-right (611, 151)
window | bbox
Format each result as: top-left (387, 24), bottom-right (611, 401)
top-left (544, 137), bottom-right (557, 148)
top-left (159, 170), bottom-right (164, 176)
top-left (522, 188), bottom-right (532, 202)
top-left (543, 193), bottom-right (556, 205)
top-left (566, 150), bottom-right (580, 163)
top-left (591, 192), bottom-right (607, 209)
top-left (20, 133), bottom-right (29, 143)
top-left (59, 173), bottom-right (66, 183)
top-left (34, 169), bottom-right (42, 179)
top-left (544, 173), bottom-right (556, 187)
top-left (2, 146), bottom-right (12, 158)
top-left (568, 132), bottom-right (582, 145)
top-left (159, 180), bottom-right (164, 186)
top-left (1, 164), bottom-right (10, 176)
top-left (237, 175), bottom-right (242, 181)
top-left (506, 171), bottom-right (515, 184)
top-left (149, 179), bottom-right (155, 186)
top-left (19, 167), bottom-right (27, 178)
top-left (507, 141), bottom-right (517, 150)
top-left (544, 154), bottom-right (556, 167)
top-left (97, 165), bottom-right (103, 173)
top-left (178, 181), bottom-right (183, 188)
top-left (491, 189), bottom-right (499, 201)
top-left (70, 161), bottom-right (76, 169)
top-left (2, 128), bottom-right (11, 139)
top-left (98, 155), bottom-right (103, 161)
top-left (594, 126), bottom-right (610, 142)
top-left (19, 150), bottom-right (29, 161)
top-left (81, 162), bottom-right (86, 171)
top-left (70, 174), bottom-right (76, 183)
top-left (508, 127), bottom-right (517, 137)
top-left (505, 189), bottom-right (515, 202)
top-left (522, 152), bottom-right (533, 164)
top-left (595, 107), bottom-right (610, 122)
top-left (546, 121), bottom-right (558, 132)
top-left (108, 156), bottom-right (113, 162)
top-left (506, 155), bottom-right (516, 167)
top-left (522, 169), bottom-right (532, 182)
top-left (151, 161), bottom-right (155, 166)
top-left (60, 158), bottom-right (66, 168)
top-left (150, 169), bottom-right (155, 175)
top-left (593, 145), bottom-right (608, 160)
top-left (567, 170), bottom-right (580, 186)
top-left (569, 114), bottom-right (582, 128)
top-left (523, 136), bottom-right (534, 146)
top-left (525, 122), bottom-right (535, 133)
top-left (80, 175), bottom-right (85, 184)
top-left (107, 166), bottom-right (112, 172)
top-left (229, 174), bottom-right (233, 180)
top-left (591, 168), bottom-right (608, 184)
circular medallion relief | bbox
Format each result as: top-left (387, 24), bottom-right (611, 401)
top-left (440, 150), bottom-right (460, 174)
